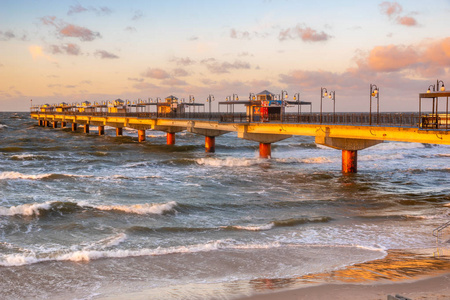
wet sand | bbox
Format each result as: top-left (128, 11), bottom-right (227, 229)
top-left (239, 249), bottom-right (450, 300)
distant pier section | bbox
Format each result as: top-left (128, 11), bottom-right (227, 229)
top-left (31, 89), bottom-right (450, 173)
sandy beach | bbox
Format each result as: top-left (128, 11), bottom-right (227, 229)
top-left (239, 249), bottom-right (450, 300)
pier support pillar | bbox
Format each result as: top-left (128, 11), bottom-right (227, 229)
top-left (315, 136), bottom-right (383, 174)
top-left (72, 123), bottom-right (77, 131)
top-left (84, 124), bottom-right (89, 134)
top-left (205, 136), bottom-right (215, 153)
top-left (138, 130), bottom-right (146, 142)
top-left (98, 125), bottom-right (105, 136)
top-left (38, 120), bottom-right (43, 126)
top-left (52, 121), bottom-right (58, 129)
top-left (61, 122), bottom-right (66, 128)
top-left (342, 150), bottom-right (357, 174)
top-left (167, 132), bottom-right (175, 145)
top-left (116, 127), bottom-right (123, 136)
top-left (259, 143), bottom-right (271, 159)
top-left (46, 120), bottom-right (51, 127)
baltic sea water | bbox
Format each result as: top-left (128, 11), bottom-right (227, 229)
top-left (0, 112), bottom-right (449, 299)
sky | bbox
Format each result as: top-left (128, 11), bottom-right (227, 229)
top-left (1, 0), bottom-right (449, 112)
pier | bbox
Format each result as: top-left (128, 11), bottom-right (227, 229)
top-left (30, 90), bottom-right (450, 173)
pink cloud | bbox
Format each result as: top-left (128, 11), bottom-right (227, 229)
top-left (41, 16), bottom-right (101, 41)
top-left (141, 68), bottom-right (170, 79)
top-left (367, 45), bottom-right (419, 72)
top-left (59, 24), bottom-right (101, 41)
top-left (51, 43), bottom-right (81, 56)
top-left (397, 16), bottom-right (417, 27)
top-left (379, 2), bottom-right (402, 18)
top-left (279, 25), bottom-right (331, 42)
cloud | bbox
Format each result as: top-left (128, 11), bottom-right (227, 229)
top-left (161, 78), bottom-right (188, 86)
top-left (172, 68), bottom-right (189, 77)
top-left (50, 43), bottom-right (81, 56)
top-left (201, 59), bottom-right (251, 74)
top-left (170, 56), bottom-right (195, 66)
top-left (59, 24), bottom-right (101, 41)
top-left (0, 30), bottom-right (15, 41)
top-left (68, 4), bottom-right (112, 16)
top-left (141, 68), bottom-right (170, 79)
top-left (230, 28), bottom-right (269, 40)
top-left (379, 1), bottom-right (402, 17)
top-left (128, 77), bottom-right (144, 82)
top-left (279, 25), bottom-right (331, 42)
top-left (29, 45), bottom-right (54, 61)
top-left (67, 4), bottom-right (88, 15)
top-left (94, 50), bottom-right (119, 59)
top-left (397, 16), bottom-right (417, 27)
top-left (41, 16), bottom-right (101, 41)
top-left (125, 26), bottom-right (136, 32)
top-left (132, 10), bottom-right (144, 21)
top-left (355, 37), bottom-right (450, 77)
top-left (188, 36), bottom-right (199, 41)
top-left (379, 2), bottom-right (418, 27)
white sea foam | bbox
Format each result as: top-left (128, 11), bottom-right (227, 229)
top-left (300, 157), bottom-right (333, 164)
top-left (0, 124), bottom-right (8, 129)
top-left (196, 157), bottom-right (258, 167)
top-left (359, 153), bottom-right (405, 161)
top-left (94, 201), bottom-right (177, 215)
top-left (0, 201), bottom-right (52, 216)
top-left (224, 224), bottom-right (275, 231)
top-left (0, 171), bottom-right (52, 180)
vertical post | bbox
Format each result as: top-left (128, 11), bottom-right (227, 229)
top-left (38, 120), bottom-right (43, 126)
top-left (138, 130), bottom-right (146, 142)
top-left (98, 125), bottom-right (105, 136)
top-left (205, 136), bottom-right (215, 153)
top-left (84, 124), bottom-right (89, 134)
top-left (259, 143), bottom-right (271, 159)
top-left (342, 150), bottom-right (357, 173)
top-left (116, 127), bottom-right (123, 136)
top-left (72, 123), bottom-right (77, 131)
top-left (61, 122), bottom-right (66, 128)
top-left (167, 132), bottom-right (175, 145)
top-left (52, 121), bottom-right (58, 128)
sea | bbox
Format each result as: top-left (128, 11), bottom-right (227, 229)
top-left (0, 112), bottom-right (449, 300)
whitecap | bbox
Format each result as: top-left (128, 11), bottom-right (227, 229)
top-left (93, 201), bottom-right (177, 215)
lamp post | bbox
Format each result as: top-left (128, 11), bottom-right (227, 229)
top-left (207, 94), bottom-right (215, 119)
top-left (437, 79), bottom-right (446, 92)
top-left (320, 87), bottom-right (328, 123)
top-left (293, 92), bottom-right (300, 122)
top-left (369, 84), bottom-right (379, 125)
top-left (280, 90), bottom-right (288, 122)
top-left (328, 91), bottom-right (336, 123)
top-left (189, 95), bottom-right (195, 115)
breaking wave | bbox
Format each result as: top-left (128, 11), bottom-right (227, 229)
top-left (196, 157), bottom-right (260, 167)
top-left (93, 201), bottom-right (177, 215)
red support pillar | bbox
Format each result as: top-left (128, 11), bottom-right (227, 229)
top-left (84, 124), bottom-right (89, 134)
top-left (52, 121), bottom-right (58, 129)
top-left (205, 136), bottom-right (215, 153)
top-left (72, 123), bottom-right (77, 131)
top-left (259, 143), bottom-right (271, 159)
top-left (45, 120), bottom-right (51, 127)
top-left (138, 130), bottom-right (146, 142)
top-left (61, 122), bottom-right (66, 128)
top-left (38, 120), bottom-right (43, 126)
top-left (342, 150), bottom-right (357, 173)
top-left (116, 127), bottom-right (123, 136)
top-left (98, 125), bottom-right (105, 136)
top-left (167, 132), bottom-right (175, 145)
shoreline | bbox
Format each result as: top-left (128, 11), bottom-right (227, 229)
top-left (238, 248), bottom-right (450, 300)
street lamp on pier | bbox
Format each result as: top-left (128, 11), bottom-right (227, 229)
top-left (369, 84), bottom-right (379, 125)
top-left (328, 91), bottom-right (336, 123)
top-left (293, 92), bottom-right (301, 122)
top-left (320, 87), bottom-right (328, 123)
top-left (437, 79), bottom-right (446, 92)
top-left (207, 94), bottom-right (215, 119)
top-left (249, 93), bottom-right (256, 101)
top-left (189, 95), bottom-right (195, 114)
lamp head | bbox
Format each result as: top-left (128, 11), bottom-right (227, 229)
top-left (441, 83), bottom-right (445, 91)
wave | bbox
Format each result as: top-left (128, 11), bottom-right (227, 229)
top-left (0, 147), bottom-right (24, 152)
top-left (371, 142), bottom-right (426, 151)
top-left (223, 217), bottom-right (332, 231)
top-left (0, 200), bottom-right (178, 217)
top-left (0, 171), bottom-right (93, 180)
top-left (9, 154), bottom-right (50, 161)
top-left (90, 201), bottom-right (178, 215)
top-left (196, 157), bottom-right (260, 167)
top-left (359, 153), bottom-right (405, 161)
top-left (0, 124), bottom-right (8, 129)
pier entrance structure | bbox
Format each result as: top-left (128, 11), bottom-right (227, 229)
top-left (31, 91), bottom-right (450, 174)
